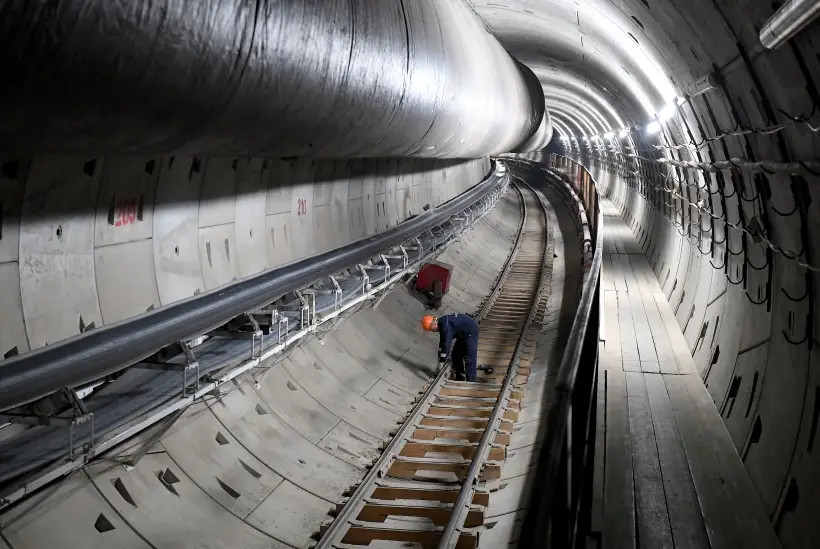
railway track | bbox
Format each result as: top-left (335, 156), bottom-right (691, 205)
top-left (316, 181), bottom-right (549, 549)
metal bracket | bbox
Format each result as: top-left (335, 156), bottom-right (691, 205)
top-left (382, 248), bottom-right (408, 271)
top-left (124, 407), bottom-right (186, 470)
top-left (295, 290), bottom-right (316, 332)
top-left (361, 260), bottom-right (389, 287)
top-left (329, 276), bottom-right (343, 311)
top-left (246, 313), bottom-right (263, 359)
top-left (358, 265), bottom-right (370, 293)
top-left (136, 342), bottom-right (200, 396)
top-left (271, 309), bottom-right (289, 344)
top-left (0, 388), bottom-right (96, 460)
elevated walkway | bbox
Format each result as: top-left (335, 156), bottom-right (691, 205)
top-left (593, 199), bottom-right (780, 549)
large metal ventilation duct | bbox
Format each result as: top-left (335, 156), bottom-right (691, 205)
top-left (0, 0), bottom-right (550, 158)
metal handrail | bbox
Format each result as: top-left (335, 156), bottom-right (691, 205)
top-left (511, 153), bottom-right (603, 548)
top-left (0, 164), bottom-right (508, 412)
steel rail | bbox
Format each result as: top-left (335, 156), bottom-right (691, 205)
top-left (314, 172), bottom-right (528, 549)
top-left (0, 164), bottom-right (507, 412)
top-left (436, 179), bottom-right (549, 548)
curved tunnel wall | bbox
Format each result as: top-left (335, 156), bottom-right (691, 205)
top-left (0, 186), bottom-right (523, 549)
top-left (0, 154), bottom-right (489, 359)
top-left (517, 0), bottom-right (820, 543)
top-left (0, 0), bottom-right (550, 158)
top-left (595, 69), bottom-right (819, 545)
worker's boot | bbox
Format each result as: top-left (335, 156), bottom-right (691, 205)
top-left (454, 373), bottom-right (466, 382)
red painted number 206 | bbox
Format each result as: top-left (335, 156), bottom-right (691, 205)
top-left (114, 198), bottom-right (139, 228)
top-left (297, 198), bottom-right (308, 216)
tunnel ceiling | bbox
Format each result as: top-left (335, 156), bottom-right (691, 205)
top-left (474, 0), bottom-right (686, 135)
top-left (472, 0), bottom-right (816, 140)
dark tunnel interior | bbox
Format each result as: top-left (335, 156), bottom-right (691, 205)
top-left (0, 0), bottom-right (818, 548)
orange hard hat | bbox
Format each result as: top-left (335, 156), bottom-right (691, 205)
top-left (421, 316), bottom-right (435, 331)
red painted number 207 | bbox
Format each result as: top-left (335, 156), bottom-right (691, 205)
top-left (297, 198), bottom-right (308, 216)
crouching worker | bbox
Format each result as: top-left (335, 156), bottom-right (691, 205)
top-left (421, 313), bottom-right (479, 382)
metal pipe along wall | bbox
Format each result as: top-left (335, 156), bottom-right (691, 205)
top-left (0, 0), bottom-right (552, 158)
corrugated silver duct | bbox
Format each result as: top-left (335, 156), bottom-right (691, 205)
top-left (514, 106), bottom-right (554, 152)
top-left (0, 0), bottom-right (547, 158)
top-left (508, 57), bottom-right (553, 152)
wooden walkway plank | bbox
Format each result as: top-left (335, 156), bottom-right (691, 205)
top-left (623, 255), bottom-right (678, 374)
top-left (617, 291), bottom-right (639, 363)
top-left (622, 360), bottom-right (641, 373)
top-left (663, 374), bottom-right (748, 549)
top-left (627, 254), bottom-right (663, 294)
top-left (625, 372), bottom-right (675, 548)
top-left (602, 255), bottom-right (615, 291)
top-left (610, 253), bottom-right (629, 293)
top-left (644, 374), bottom-right (710, 549)
top-left (603, 368), bottom-right (636, 549)
top-left (653, 293), bottom-right (699, 375)
top-left (627, 287), bottom-right (659, 365)
top-left (677, 376), bottom-right (782, 549)
top-left (640, 361), bottom-right (661, 374)
top-left (601, 290), bottom-right (622, 370)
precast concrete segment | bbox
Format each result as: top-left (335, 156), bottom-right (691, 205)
top-left (0, 188), bottom-right (522, 549)
top-left (0, 155), bottom-right (486, 363)
top-left (0, 1), bottom-right (548, 157)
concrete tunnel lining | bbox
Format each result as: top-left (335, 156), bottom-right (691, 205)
top-left (0, 183), bottom-right (537, 549)
top-left (2, 0), bottom-right (820, 546)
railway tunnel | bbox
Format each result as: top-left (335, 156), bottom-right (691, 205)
top-left (0, 0), bottom-right (818, 548)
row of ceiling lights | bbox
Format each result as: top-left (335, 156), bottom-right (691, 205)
top-left (555, 0), bottom-right (819, 144)
top-left (559, 95), bottom-right (687, 143)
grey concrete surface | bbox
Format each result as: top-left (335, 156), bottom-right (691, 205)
top-left (473, 1), bottom-right (820, 545)
top-left (0, 188), bottom-right (521, 549)
top-left (1, 0), bottom-right (819, 547)
top-left (0, 156), bottom-right (489, 359)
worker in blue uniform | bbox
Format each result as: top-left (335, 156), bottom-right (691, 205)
top-left (421, 313), bottom-right (479, 382)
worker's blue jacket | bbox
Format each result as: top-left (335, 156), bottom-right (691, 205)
top-left (437, 313), bottom-right (479, 360)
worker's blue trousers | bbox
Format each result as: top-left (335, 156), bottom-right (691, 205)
top-left (451, 334), bottom-right (478, 382)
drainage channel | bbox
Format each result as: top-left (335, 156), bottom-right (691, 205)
top-left (315, 181), bottom-right (550, 549)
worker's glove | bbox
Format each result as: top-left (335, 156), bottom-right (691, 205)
top-left (438, 352), bottom-right (447, 362)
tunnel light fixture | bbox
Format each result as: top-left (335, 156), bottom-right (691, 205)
top-left (686, 73), bottom-right (718, 98)
top-left (603, 132), bottom-right (615, 140)
top-left (760, 0), bottom-right (820, 50)
top-left (618, 128), bottom-right (630, 138)
top-left (647, 120), bottom-right (662, 134)
top-left (657, 102), bottom-right (678, 122)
